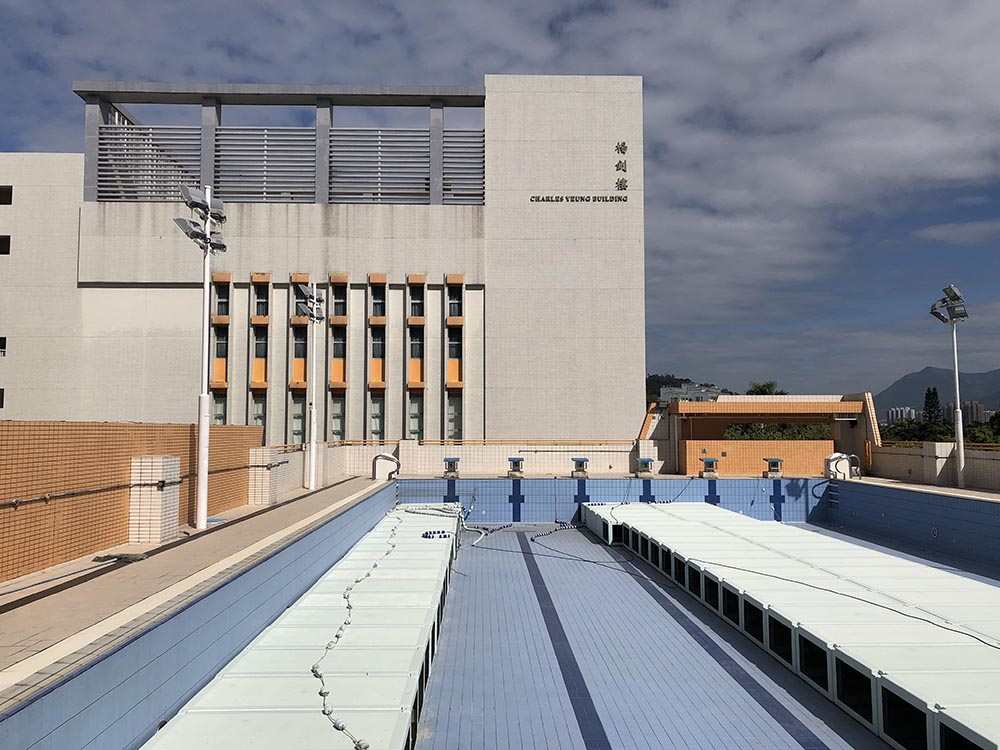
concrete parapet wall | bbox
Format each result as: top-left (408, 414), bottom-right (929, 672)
top-left (868, 442), bottom-right (1000, 489)
top-left (397, 440), bottom-right (637, 476)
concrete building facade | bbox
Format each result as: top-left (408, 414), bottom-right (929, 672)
top-left (0, 75), bottom-right (645, 444)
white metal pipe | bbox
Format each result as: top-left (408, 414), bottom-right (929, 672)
top-left (952, 322), bottom-right (965, 489)
top-left (195, 185), bottom-right (213, 530)
top-left (308, 282), bottom-right (318, 490)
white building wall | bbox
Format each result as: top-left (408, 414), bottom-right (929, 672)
top-left (1, 75), bottom-right (646, 443)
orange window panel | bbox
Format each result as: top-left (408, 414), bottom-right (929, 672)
top-left (292, 358), bottom-right (307, 382)
top-left (213, 358), bottom-right (227, 383)
top-left (370, 358), bottom-right (385, 382)
top-left (252, 358), bottom-right (267, 383)
top-left (330, 358), bottom-right (346, 382)
top-left (408, 358), bottom-right (424, 383)
top-left (447, 358), bottom-right (462, 383)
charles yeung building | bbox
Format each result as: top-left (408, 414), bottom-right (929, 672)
top-left (0, 75), bottom-right (645, 444)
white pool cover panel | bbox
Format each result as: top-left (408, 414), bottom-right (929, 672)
top-left (582, 501), bottom-right (1000, 750)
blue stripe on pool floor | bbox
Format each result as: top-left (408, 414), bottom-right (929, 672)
top-left (517, 532), bottom-right (613, 750)
top-left (417, 526), bottom-right (889, 750)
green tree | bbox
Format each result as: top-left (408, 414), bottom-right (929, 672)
top-left (964, 422), bottom-right (998, 445)
top-left (923, 387), bottom-right (943, 425)
top-left (746, 381), bottom-right (789, 396)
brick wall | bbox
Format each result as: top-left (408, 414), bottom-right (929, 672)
top-left (678, 439), bottom-right (833, 477)
top-left (0, 421), bottom-right (262, 582)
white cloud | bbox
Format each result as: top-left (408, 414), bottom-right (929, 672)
top-left (913, 220), bottom-right (1000, 246)
top-left (3, 0), bottom-right (1000, 391)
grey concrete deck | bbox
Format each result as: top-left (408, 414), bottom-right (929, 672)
top-left (417, 526), bottom-right (889, 750)
top-left (0, 476), bottom-right (378, 714)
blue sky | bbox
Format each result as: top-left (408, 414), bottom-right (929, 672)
top-left (2, 0), bottom-right (999, 396)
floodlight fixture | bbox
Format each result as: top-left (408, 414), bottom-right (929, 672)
top-left (173, 217), bottom-right (207, 246)
top-left (930, 308), bottom-right (949, 324)
top-left (943, 284), bottom-right (963, 302)
top-left (946, 302), bottom-right (969, 322)
top-left (179, 184), bottom-right (227, 224)
top-left (208, 232), bottom-right (227, 254)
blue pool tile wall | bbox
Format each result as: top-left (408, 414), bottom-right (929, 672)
top-left (397, 477), bottom-right (832, 524)
top-left (829, 480), bottom-right (1000, 570)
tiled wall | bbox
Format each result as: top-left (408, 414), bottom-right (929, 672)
top-left (678, 439), bottom-right (834, 477)
top-left (0, 422), bottom-right (263, 582)
top-left (829, 480), bottom-right (1000, 568)
top-left (0, 485), bottom-right (397, 750)
top-left (397, 477), bottom-right (830, 523)
top-left (872, 442), bottom-right (1000, 492)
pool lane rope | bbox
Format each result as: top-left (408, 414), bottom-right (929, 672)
top-left (310, 510), bottom-right (404, 750)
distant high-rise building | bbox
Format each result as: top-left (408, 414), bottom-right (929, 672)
top-left (963, 400), bottom-right (988, 424)
top-left (886, 406), bottom-right (916, 424)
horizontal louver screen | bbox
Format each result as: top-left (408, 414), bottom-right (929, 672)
top-left (330, 128), bottom-right (431, 204)
top-left (214, 128), bottom-right (317, 202)
top-left (97, 126), bottom-right (201, 201)
top-left (443, 129), bottom-right (485, 205)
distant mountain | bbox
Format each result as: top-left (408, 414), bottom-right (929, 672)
top-left (875, 366), bottom-right (1000, 416)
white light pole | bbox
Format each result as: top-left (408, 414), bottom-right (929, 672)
top-left (308, 281), bottom-right (319, 490)
top-left (930, 285), bottom-right (969, 489)
top-left (175, 185), bottom-right (227, 530)
top-left (294, 282), bottom-right (325, 491)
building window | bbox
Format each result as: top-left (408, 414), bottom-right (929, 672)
top-left (330, 393), bottom-right (346, 441)
top-left (293, 327), bottom-right (307, 359)
top-left (215, 284), bottom-right (229, 316)
top-left (251, 393), bottom-right (266, 429)
top-left (447, 327), bottom-right (462, 359)
top-left (410, 285), bottom-right (424, 317)
top-left (448, 286), bottom-right (462, 317)
top-left (371, 394), bottom-right (384, 440)
top-left (215, 326), bottom-right (228, 359)
top-left (254, 283), bottom-right (269, 316)
top-left (332, 326), bottom-right (347, 358)
top-left (409, 395), bottom-right (424, 441)
top-left (371, 285), bottom-right (386, 317)
top-left (0, 187), bottom-right (11, 205)
top-left (410, 327), bottom-right (424, 359)
top-left (0, 337), bottom-right (5, 357)
top-left (371, 328), bottom-right (385, 359)
top-left (291, 394), bottom-right (306, 443)
top-left (0, 236), bottom-right (9, 255)
top-left (0, 389), bottom-right (4, 408)
top-left (332, 284), bottom-right (347, 316)
top-left (447, 394), bottom-right (463, 440)
top-left (212, 394), bottom-right (227, 425)
top-left (253, 327), bottom-right (267, 358)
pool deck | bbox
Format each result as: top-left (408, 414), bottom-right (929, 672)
top-left (417, 526), bottom-right (890, 750)
top-left (0, 476), bottom-right (380, 715)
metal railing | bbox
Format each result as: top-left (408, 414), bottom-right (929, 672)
top-left (97, 126), bottom-right (201, 201)
top-left (330, 128), bottom-right (431, 204)
top-left (443, 129), bottom-right (485, 204)
top-left (214, 127), bottom-right (317, 202)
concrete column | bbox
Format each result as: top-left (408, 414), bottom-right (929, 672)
top-left (430, 99), bottom-right (444, 204)
top-left (201, 97), bottom-right (222, 190)
top-left (315, 99), bottom-right (332, 203)
top-left (83, 96), bottom-right (105, 202)
top-left (129, 456), bottom-right (181, 543)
